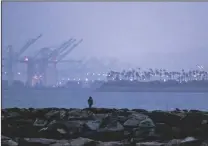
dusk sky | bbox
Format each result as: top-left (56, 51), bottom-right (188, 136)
top-left (2, 2), bottom-right (208, 71)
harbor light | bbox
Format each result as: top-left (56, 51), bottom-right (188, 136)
top-left (24, 57), bottom-right (29, 61)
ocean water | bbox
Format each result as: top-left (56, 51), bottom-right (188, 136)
top-left (2, 90), bottom-right (208, 111)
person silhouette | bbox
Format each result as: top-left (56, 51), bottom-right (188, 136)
top-left (88, 96), bottom-right (93, 108)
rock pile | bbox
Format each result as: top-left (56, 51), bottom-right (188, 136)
top-left (1, 108), bottom-right (208, 146)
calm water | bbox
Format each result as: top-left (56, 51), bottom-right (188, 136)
top-left (2, 91), bottom-right (208, 111)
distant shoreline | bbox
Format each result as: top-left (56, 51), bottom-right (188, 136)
top-left (97, 80), bottom-right (208, 92)
top-left (96, 87), bottom-right (208, 92)
top-left (2, 87), bottom-right (208, 94)
top-left (2, 80), bottom-right (208, 93)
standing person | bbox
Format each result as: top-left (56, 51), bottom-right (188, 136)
top-left (88, 96), bottom-right (93, 108)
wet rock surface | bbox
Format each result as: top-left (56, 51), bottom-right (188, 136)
top-left (1, 108), bottom-right (208, 146)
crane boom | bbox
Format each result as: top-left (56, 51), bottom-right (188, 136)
top-left (58, 39), bottom-right (77, 54)
top-left (57, 39), bottom-right (83, 62)
top-left (17, 34), bottom-right (42, 58)
top-left (47, 38), bottom-right (74, 60)
top-left (48, 59), bottom-right (82, 63)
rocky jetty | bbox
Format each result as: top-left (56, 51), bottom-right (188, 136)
top-left (1, 108), bottom-right (208, 146)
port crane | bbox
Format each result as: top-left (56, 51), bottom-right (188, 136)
top-left (19, 38), bottom-right (83, 86)
top-left (48, 39), bottom-right (83, 84)
top-left (5, 34), bottom-right (42, 86)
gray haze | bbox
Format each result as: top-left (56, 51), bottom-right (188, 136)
top-left (2, 2), bottom-right (208, 71)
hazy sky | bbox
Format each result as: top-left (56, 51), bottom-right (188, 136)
top-left (2, 2), bottom-right (208, 70)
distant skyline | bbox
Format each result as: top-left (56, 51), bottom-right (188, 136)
top-left (2, 2), bottom-right (208, 71)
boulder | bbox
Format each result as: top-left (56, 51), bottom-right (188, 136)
top-left (84, 116), bottom-right (124, 141)
top-left (124, 113), bottom-right (149, 128)
top-left (6, 112), bottom-right (22, 119)
top-left (39, 121), bottom-right (84, 139)
top-left (85, 108), bottom-right (115, 114)
top-left (93, 114), bottom-right (109, 120)
top-left (132, 109), bottom-right (149, 115)
top-left (18, 138), bottom-right (56, 146)
top-left (166, 139), bottom-right (181, 146)
top-left (69, 137), bottom-right (97, 146)
top-left (1, 136), bottom-right (18, 146)
top-left (99, 121), bottom-right (124, 132)
top-left (200, 140), bottom-right (208, 146)
top-left (1, 139), bottom-right (18, 146)
top-left (136, 142), bottom-right (165, 146)
top-left (117, 116), bottom-right (128, 124)
top-left (180, 137), bottom-right (202, 146)
top-left (84, 120), bottom-right (101, 131)
top-left (98, 141), bottom-right (124, 146)
top-left (45, 110), bottom-right (60, 120)
top-left (68, 109), bottom-right (94, 120)
top-left (49, 140), bottom-right (71, 146)
top-left (166, 137), bottom-right (203, 146)
top-left (155, 123), bottom-right (173, 139)
top-left (148, 111), bottom-right (182, 127)
top-left (180, 112), bottom-right (208, 137)
top-left (139, 118), bottom-right (155, 128)
top-left (132, 127), bottom-right (156, 139)
top-left (33, 118), bottom-right (48, 127)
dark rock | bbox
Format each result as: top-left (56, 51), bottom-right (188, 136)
top-left (97, 120), bottom-right (124, 141)
top-left (132, 109), bottom-right (149, 114)
top-left (85, 108), bottom-right (115, 114)
top-left (132, 127), bottom-right (156, 139)
top-left (39, 120), bottom-right (84, 139)
top-left (1, 136), bottom-right (18, 146)
top-left (155, 123), bottom-right (173, 140)
top-left (33, 118), bottom-right (48, 127)
top-left (68, 109), bottom-right (94, 120)
top-left (19, 138), bottom-right (56, 146)
top-left (1, 140), bottom-right (18, 146)
top-left (171, 127), bottom-right (181, 139)
top-left (84, 117), bottom-right (125, 141)
top-left (98, 141), bottom-right (124, 146)
top-left (148, 111), bottom-right (182, 127)
top-left (201, 140), bottom-right (208, 146)
top-left (166, 137), bottom-right (203, 146)
top-left (124, 113), bottom-right (154, 129)
top-left (45, 110), bottom-right (61, 120)
top-left (136, 141), bottom-right (165, 146)
top-left (6, 112), bottom-right (22, 119)
top-left (180, 137), bottom-right (203, 146)
top-left (93, 114), bottom-right (109, 121)
top-left (166, 139), bottom-right (182, 145)
top-left (117, 116), bottom-right (128, 124)
top-left (49, 140), bottom-right (70, 146)
top-left (69, 137), bottom-right (97, 146)
top-left (180, 112), bottom-right (208, 137)
top-left (84, 120), bottom-right (101, 131)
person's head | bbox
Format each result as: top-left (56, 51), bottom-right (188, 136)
top-left (89, 96), bottom-right (92, 99)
